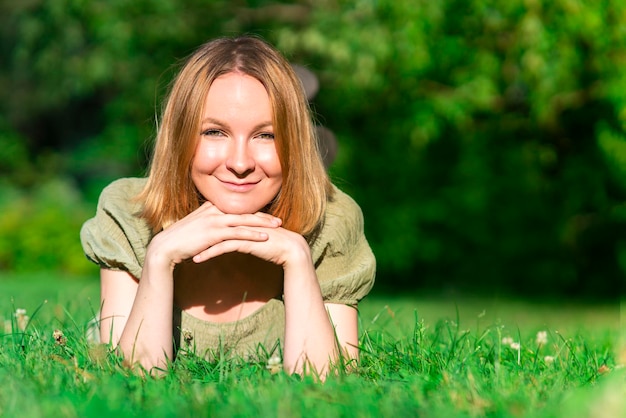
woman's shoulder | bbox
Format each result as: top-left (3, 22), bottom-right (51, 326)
top-left (323, 185), bottom-right (365, 235)
top-left (310, 185), bottom-right (366, 258)
top-left (94, 177), bottom-right (148, 221)
top-left (94, 176), bottom-right (151, 238)
top-left (99, 177), bottom-right (147, 204)
top-left (80, 177), bottom-right (151, 278)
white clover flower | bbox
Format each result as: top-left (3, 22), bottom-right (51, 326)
top-left (536, 330), bottom-right (548, 346)
top-left (510, 342), bottom-right (521, 350)
top-left (266, 355), bottom-right (282, 374)
top-left (502, 337), bottom-right (514, 345)
top-left (14, 308), bottom-right (29, 331)
top-left (544, 355), bottom-right (555, 363)
top-left (267, 356), bottom-right (282, 366)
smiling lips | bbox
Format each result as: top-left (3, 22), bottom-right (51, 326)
top-left (219, 179), bottom-right (260, 192)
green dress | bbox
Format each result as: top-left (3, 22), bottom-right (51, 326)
top-left (80, 178), bottom-right (376, 360)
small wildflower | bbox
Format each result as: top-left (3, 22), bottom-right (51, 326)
top-left (598, 364), bottom-right (610, 375)
top-left (536, 330), bottom-right (548, 346)
top-left (544, 355), bottom-right (555, 364)
top-left (510, 342), bottom-right (521, 350)
top-left (14, 308), bottom-right (29, 331)
top-left (53, 329), bottom-right (66, 346)
top-left (182, 328), bottom-right (193, 346)
top-left (266, 355), bottom-right (282, 374)
top-left (502, 337), bottom-right (514, 345)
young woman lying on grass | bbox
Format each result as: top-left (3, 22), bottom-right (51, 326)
top-left (80, 36), bottom-right (375, 377)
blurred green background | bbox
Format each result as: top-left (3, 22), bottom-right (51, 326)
top-left (1, 0), bottom-right (625, 299)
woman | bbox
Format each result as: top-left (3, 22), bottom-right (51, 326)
top-left (80, 36), bottom-right (375, 376)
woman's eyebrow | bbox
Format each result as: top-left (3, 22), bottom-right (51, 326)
top-left (200, 117), bottom-right (226, 126)
top-left (200, 117), bottom-right (273, 131)
top-left (253, 122), bottom-right (274, 131)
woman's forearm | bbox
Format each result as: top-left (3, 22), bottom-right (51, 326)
top-left (117, 252), bottom-right (175, 373)
top-left (282, 253), bottom-right (338, 377)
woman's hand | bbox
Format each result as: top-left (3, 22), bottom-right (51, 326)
top-left (146, 201), bottom-right (283, 269)
top-left (190, 223), bottom-right (311, 269)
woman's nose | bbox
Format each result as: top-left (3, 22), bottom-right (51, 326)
top-left (226, 139), bottom-right (255, 177)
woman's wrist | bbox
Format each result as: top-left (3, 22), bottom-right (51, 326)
top-left (281, 234), bottom-right (313, 271)
top-left (144, 235), bottom-right (178, 273)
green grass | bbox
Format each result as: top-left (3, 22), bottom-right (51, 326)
top-left (0, 273), bottom-right (624, 418)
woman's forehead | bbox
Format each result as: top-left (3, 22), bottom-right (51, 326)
top-left (202, 73), bottom-right (273, 126)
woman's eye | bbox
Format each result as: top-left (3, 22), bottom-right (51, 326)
top-left (201, 129), bottom-right (224, 137)
top-left (257, 132), bottom-right (275, 140)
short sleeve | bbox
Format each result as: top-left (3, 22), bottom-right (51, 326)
top-left (312, 187), bottom-right (376, 305)
top-left (80, 178), bottom-right (153, 279)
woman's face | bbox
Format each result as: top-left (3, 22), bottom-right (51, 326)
top-left (191, 72), bottom-right (283, 214)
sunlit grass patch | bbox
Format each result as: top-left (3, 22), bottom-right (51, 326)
top-left (0, 275), bottom-right (622, 417)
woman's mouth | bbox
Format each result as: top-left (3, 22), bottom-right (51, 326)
top-left (220, 180), bottom-right (259, 192)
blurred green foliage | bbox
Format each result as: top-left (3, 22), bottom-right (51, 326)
top-left (0, 178), bottom-right (90, 274)
top-left (1, 0), bottom-right (625, 297)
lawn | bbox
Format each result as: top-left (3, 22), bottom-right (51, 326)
top-left (0, 273), bottom-right (623, 418)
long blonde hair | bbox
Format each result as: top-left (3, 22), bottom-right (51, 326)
top-left (138, 36), bottom-right (333, 237)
